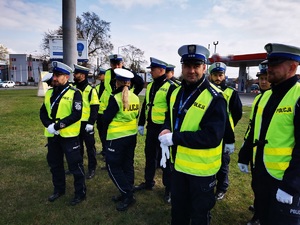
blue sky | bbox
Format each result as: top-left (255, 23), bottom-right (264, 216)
top-left (1, 0), bottom-right (300, 78)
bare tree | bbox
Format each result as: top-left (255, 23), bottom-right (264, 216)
top-left (41, 11), bottom-right (113, 65)
top-left (120, 45), bottom-right (147, 72)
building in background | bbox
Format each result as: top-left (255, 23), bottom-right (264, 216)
top-left (9, 54), bottom-right (43, 85)
top-left (0, 60), bottom-right (9, 81)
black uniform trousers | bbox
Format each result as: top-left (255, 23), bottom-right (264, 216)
top-left (171, 170), bottom-right (216, 225)
top-left (144, 125), bottom-right (172, 190)
top-left (47, 136), bottom-right (86, 197)
top-left (79, 121), bottom-right (97, 172)
top-left (106, 135), bottom-right (136, 198)
top-left (252, 166), bottom-right (300, 225)
top-left (96, 113), bottom-right (107, 157)
top-left (216, 150), bottom-right (230, 193)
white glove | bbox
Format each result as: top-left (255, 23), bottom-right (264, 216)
top-left (138, 126), bottom-right (144, 136)
top-left (85, 124), bottom-right (94, 132)
top-left (224, 143), bottom-right (235, 154)
top-left (47, 123), bottom-right (57, 134)
top-left (160, 143), bottom-right (170, 168)
top-left (276, 189), bottom-right (293, 204)
top-left (158, 133), bottom-right (173, 146)
top-left (238, 163), bottom-right (249, 173)
top-left (54, 130), bottom-right (60, 135)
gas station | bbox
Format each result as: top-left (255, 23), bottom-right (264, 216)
top-left (208, 52), bottom-right (267, 92)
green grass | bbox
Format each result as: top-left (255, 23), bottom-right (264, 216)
top-left (0, 89), bottom-right (253, 225)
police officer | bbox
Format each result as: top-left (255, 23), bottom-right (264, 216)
top-left (238, 43), bottom-right (300, 225)
top-left (103, 54), bottom-right (144, 97)
top-left (166, 64), bottom-right (181, 86)
top-left (99, 55), bottom-right (144, 168)
top-left (42, 72), bottom-right (53, 87)
top-left (39, 61), bottom-right (86, 206)
top-left (73, 64), bottom-right (99, 179)
top-left (209, 62), bottom-right (243, 200)
top-left (95, 68), bottom-right (106, 157)
top-left (102, 68), bottom-right (140, 211)
top-left (239, 63), bottom-right (271, 225)
top-left (134, 57), bottom-right (176, 203)
top-left (159, 44), bottom-right (227, 225)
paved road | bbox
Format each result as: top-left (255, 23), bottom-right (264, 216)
top-left (1, 86), bottom-right (256, 107)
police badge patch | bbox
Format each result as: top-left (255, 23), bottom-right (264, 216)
top-left (75, 102), bottom-right (82, 110)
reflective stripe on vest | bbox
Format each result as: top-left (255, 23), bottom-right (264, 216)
top-left (106, 91), bottom-right (140, 140)
top-left (170, 87), bottom-right (222, 176)
top-left (145, 81), bottom-right (170, 124)
top-left (253, 83), bottom-right (300, 180)
top-left (44, 88), bottom-right (81, 137)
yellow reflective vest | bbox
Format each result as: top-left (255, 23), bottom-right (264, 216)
top-left (79, 84), bottom-right (99, 121)
top-left (44, 88), bottom-right (81, 137)
top-left (170, 87), bottom-right (223, 176)
top-left (253, 83), bottom-right (300, 180)
top-left (145, 81), bottom-right (171, 124)
top-left (107, 91), bottom-right (140, 140)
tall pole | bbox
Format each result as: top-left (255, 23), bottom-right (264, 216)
top-left (62, 0), bottom-right (76, 81)
top-left (213, 41), bottom-right (219, 54)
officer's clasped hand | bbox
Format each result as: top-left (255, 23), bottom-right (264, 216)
top-left (85, 124), bottom-right (94, 132)
top-left (158, 133), bottom-right (173, 146)
top-left (224, 143), bottom-right (235, 154)
top-left (47, 123), bottom-right (57, 134)
top-left (238, 163), bottom-right (249, 173)
top-left (138, 126), bottom-right (144, 136)
top-left (160, 143), bottom-right (170, 168)
top-left (276, 188), bottom-right (293, 204)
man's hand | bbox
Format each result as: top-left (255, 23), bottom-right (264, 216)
top-left (85, 124), bottom-right (94, 132)
top-left (138, 126), bottom-right (144, 136)
top-left (47, 123), bottom-right (57, 134)
top-left (238, 163), bottom-right (249, 173)
top-left (276, 189), bottom-right (293, 204)
top-left (224, 143), bottom-right (235, 154)
top-left (158, 133), bottom-right (173, 146)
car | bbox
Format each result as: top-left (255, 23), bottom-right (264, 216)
top-left (0, 81), bottom-right (15, 88)
top-left (250, 84), bottom-right (260, 93)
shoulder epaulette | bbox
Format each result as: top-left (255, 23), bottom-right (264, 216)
top-left (207, 85), bottom-right (222, 98)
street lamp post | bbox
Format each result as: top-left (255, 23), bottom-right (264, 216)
top-left (213, 41), bottom-right (219, 54)
top-left (118, 45), bottom-right (130, 54)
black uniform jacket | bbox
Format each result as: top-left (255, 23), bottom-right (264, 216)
top-left (162, 76), bottom-right (227, 160)
top-left (239, 75), bottom-right (300, 195)
top-left (40, 82), bottom-right (82, 131)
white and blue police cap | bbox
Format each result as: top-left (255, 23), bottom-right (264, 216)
top-left (109, 54), bottom-right (123, 63)
top-left (209, 62), bottom-right (227, 74)
top-left (42, 72), bottom-right (53, 82)
top-left (147, 57), bottom-right (167, 69)
top-left (264, 43), bottom-right (300, 65)
top-left (52, 61), bottom-right (72, 75)
top-left (166, 64), bottom-right (176, 71)
top-left (73, 64), bottom-right (89, 75)
top-left (256, 63), bottom-right (268, 77)
top-left (114, 68), bottom-right (134, 81)
top-left (97, 68), bottom-right (106, 75)
top-left (178, 44), bottom-right (210, 64)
